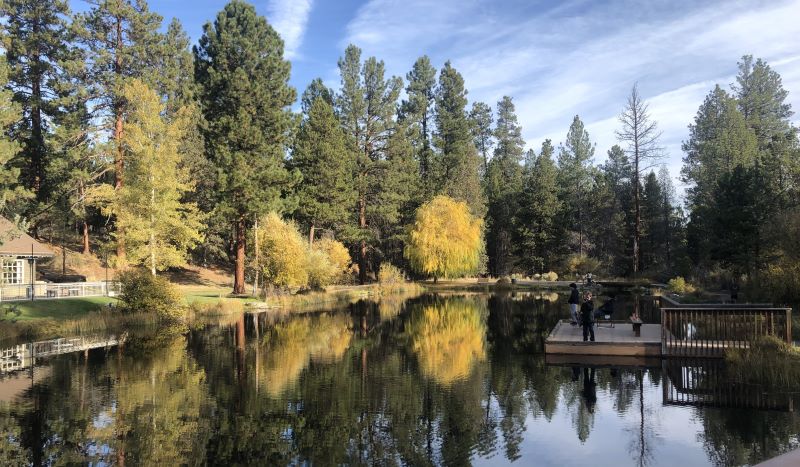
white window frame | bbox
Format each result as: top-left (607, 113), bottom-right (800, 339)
top-left (1, 259), bottom-right (24, 285)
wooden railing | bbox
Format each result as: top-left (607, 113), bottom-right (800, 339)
top-left (662, 358), bottom-right (793, 410)
top-left (661, 307), bottom-right (792, 357)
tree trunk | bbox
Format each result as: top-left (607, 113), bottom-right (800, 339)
top-left (150, 185), bottom-right (156, 276)
top-left (114, 14), bottom-right (126, 264)
top-left (233, 216), bottom-right (246, 294)
top-left (358, 194), bottom-right (367, 285)
top-left (31, 73), bottom-right (44, 198)
top-left (633, 158), bottom-right (640, 275)
top-left (309, 224), bottom-right (315, 246)
top-left (82, 221), bottom-right (91, 255)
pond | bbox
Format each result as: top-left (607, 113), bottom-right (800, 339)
top-left (0, 292), bottom-right (798, 466)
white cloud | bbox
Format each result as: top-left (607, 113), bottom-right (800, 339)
top-left (342, 0), bottom-right (800, 198)
top-left (267, 0), bottom-right (314, 60)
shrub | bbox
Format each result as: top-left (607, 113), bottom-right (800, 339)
top-left (542, 271), bottom-right (559, 282)
top-left (119, 269), bottom-right (185, 320)
top-left (565, 254), bottom-right (601, 276)
top-left (667, 276), bottom-right (696, 295)
top-left (533, 273), bottom-right (541, 280)
top-left (726, 335), bottom-right (800, 389)
top-left (307, 248), bottom-right (336, 290)
top-left (378, 263), bottom-right (405, 285)
top-left (258, 213), bottom-right (309, 290)
top-left (314, 238), bottom-right (352, 285)
top-left (744, 260), bottom-right (800, 305)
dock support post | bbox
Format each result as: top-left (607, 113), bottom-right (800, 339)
top-left (786, 308), bottom-right (792, 345)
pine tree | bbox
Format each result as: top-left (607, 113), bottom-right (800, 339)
top-left (600, 145), bottom-right (634, 275)
top-left (291, 95), bottom-right (356, 245)
top-left (195, 0), bottom-right (297, 294)
top-left (335, 44), bottom-right (402, 283)
top-left (433, 61), bottom-right (484, 216)
top-left (682, 85), bottom-right (758, 267)
top-left (1, 0), bottom-right (76, 204)
top-left (0, 56), bottom-right (29, 218)
top-left (300, 77), bottom-right (334, 115)
top-left (469, 101), bottom-right (493, 174)
top-left (615, 83), bottom-right (662, 274)
top-left (557, 115), bottom-right (595, 256)
top-left (485, 96), bottom-right (524, 276)
top-left (518, 140), bottom-right (561, 274)
top-left (76, 0), bottom-right (165, 262)
top-left (115, 79), bottom-right (202, 275)
top-left (400, 56), bottom-right (436, 182)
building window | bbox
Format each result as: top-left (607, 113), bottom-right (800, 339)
top-left (1, 259), bottom-right (23, 285)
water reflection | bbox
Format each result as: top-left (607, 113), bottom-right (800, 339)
top-left (408, 297), bottom-right (487, 385)
top-left (0, 293), bottom-right (797, 466)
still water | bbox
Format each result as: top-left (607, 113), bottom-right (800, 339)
top-left (1, 292), bottom-right (798, 466)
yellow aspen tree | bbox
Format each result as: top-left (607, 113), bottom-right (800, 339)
top-left (116, 79), bottom-right (203, 275)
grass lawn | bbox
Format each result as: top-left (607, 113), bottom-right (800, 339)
top-left (1, 297), bottom-right (119, 321)
top-left (180, 285), bottom-right (259, 305)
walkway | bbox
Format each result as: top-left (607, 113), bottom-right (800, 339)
top-left (545, 320), bottom-right (662, 357)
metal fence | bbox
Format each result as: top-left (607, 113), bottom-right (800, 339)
top-left (0, 281), bottom-right (119, 302)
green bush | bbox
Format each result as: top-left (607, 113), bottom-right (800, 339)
top-left (726, 335), bottom-right (800, 389)
top-left (542, 271), bottom-right (559, 282)
top-left (119, 269), bottom-right (185, 320)
top-left (667, 276), bottom-right (696, 295)
top-left (378, 263), bottom-right (405, 285)
top-left (565, 254), bottom-right (601, 276)
top-left (744, 260), bottom-right (800, 305)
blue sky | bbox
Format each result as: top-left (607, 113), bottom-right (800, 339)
top-left (84, 0), bottom-right (800, 193)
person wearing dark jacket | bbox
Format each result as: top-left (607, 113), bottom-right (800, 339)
top-left (568, 283), bottom-right (580, 325)
top-left (580, 292), bottom-right (595, 342)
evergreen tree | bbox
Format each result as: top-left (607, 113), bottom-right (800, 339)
top-left (557, 115), bottom-right (595, 256)
top-left (400, 56), bottom-right (436, 182)
top-left (640, 171), bottom-right (663, 270)
top-left (733, 55), bottom-right (794, 150)
top-left (291, 95), bottom-right (356, 245)
top-left (1, 0), bottom-right (76, 203)
top-left (433, 61), bottom-right (484, 216)
top-left (0, 56), bottom-right (29, 218)
top-left (115, 79), bottom-right (202, 275)
top-left (682, 85), bottom-right (758, 267)
top-left (300, 77), bottom-right (333, 116)
top-left (615, 83), bottom-right (662, 273)
top-left (335, 44), bottom-right (402, 283)
top-left (485, 96), bottom-right (524, 276)
top-left (469, 101), bottom-right (493, 174)
top-left (195, 0), bottom-right (297, 294)
top-left (76, 0), bottom-right (165, 262)
top-left (518, 140), bottom-right (561, 274)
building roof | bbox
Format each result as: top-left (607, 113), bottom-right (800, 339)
top-left (0, 216), bottom-right (54, 257)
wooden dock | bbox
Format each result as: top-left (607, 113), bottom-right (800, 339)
top-left (545, 320), bottom-right (661, 357)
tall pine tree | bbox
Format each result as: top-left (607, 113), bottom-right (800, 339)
top-left (195, 0), bottom-right (297, 294)
top-left (557, 115), bottom-right (595, 256)
top-left (518, 140), bottom-right (561, 274)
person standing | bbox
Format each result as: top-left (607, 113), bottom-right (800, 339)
top-left (580, 291), bottom-right (595, 342)
top-left (568, 283), bottom-right (580, 325)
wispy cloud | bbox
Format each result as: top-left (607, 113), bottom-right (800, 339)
top-left (267, 0), bottom-right (314, 59)
top-left (342, 0), bottom-right (800, 193)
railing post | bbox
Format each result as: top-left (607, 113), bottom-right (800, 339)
top-left (786, 308), bottom-right (792, 345)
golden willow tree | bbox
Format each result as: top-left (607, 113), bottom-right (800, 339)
top-left (115, 79), bottom-right (203, 275)
top-left (404, 195), bottom-right (483, 281)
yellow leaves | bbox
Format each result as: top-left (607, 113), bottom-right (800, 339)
top-left (258, 212), bottom-right (309, 289)
top-left (408, 298), bottom-right (487, 385)
top-left (405, 195), bottom-right (483, 279)
top-left (258, 213), bottom-right (352, 290)
top-left (259, 314), bottom-right (353, 396)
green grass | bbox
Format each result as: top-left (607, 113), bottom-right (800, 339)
top-left (1, 297), bottom-right (119, 321)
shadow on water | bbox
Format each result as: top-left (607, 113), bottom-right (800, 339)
top-left (0, 292), bottom-right (798, 466)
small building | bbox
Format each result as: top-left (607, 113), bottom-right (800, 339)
top-left (0, 216), bottom-right (54, 299)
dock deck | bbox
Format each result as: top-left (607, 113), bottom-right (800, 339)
top-left (545, 320), bottom-right (662, 357)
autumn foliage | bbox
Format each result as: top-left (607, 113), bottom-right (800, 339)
top-left (405, 196), bottom-right (483, 280)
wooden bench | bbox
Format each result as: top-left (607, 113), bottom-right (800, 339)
top-left (630, 317), bottom-right (643, 337)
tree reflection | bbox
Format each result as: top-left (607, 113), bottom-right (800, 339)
top-left (407, 297), bottom-right (487, 385)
